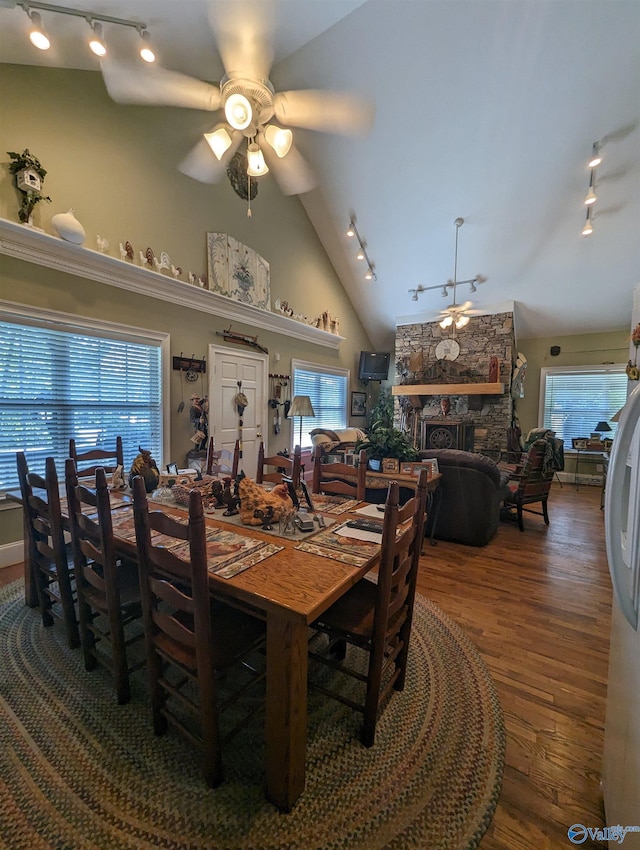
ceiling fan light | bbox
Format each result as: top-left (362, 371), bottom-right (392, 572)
top-left (440, 315), bottom-right (453, 329)
top-left (204, 127), bottom-right (233, 160)
top-left (139, 30), bottom-right (155, 63)
top-left (264, 124), bottom-right (293, 158)
top-left (89, 21), bottom-right (107, 57)
top-left (28, 11), bottom-right (50, 50)
top-left (225, 93), bottom-right (252, 131)
top-left (455, 315), bottom-right (470, 328)
top-left (246, 142), bottom-right (269, 176)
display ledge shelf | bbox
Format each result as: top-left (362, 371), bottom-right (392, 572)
top-left (392, 382), bottom-right (505, 396)
top-left (0, 218), bottom-right (343, 349)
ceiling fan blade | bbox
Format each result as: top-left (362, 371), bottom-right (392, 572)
top-left (208, 1), bottom-right (274, 80)
top-left (178, 132), bottom-right (242, 184)
top-left (101, 60), bottom-right (221, 111)
top-left (260, 138), bottom-right (316, 196)
top-left (274, 89), bottom-right (374, 136)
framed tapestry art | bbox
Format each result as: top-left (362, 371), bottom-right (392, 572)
top-left (207, 233), bottom-right (270, 310)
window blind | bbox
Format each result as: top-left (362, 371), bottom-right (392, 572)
top-left (0, 316), bottom-right (163, 493)
top-left (541, 367), bottom-right (627, 446)
top-left (292, 362), bottom-right (348, 450)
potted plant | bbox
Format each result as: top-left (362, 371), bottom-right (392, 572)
top-left (355, 421), bottom-right (418, 468)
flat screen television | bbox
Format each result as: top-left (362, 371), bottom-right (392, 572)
top-left (358, 351), bottom-right (391, 382)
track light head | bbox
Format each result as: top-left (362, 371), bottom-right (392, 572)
top-left (26, 9), bottom-right (50, 50)
top-left (139, 29), bottom-right (155, 63)
top-left (588, 142), bottom-right (602, 169)
top-left (88, 20), bottom-right (106, 57)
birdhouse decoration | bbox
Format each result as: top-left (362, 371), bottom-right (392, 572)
top-left (7, 148), bottom-right (51, 225)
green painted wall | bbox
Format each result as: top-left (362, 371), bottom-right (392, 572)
top-left (0, 63), bottom-right (374, 549)
top-left (514, 329), bottom-right (628, 436)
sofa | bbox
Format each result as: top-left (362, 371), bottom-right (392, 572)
top-left (419, 449), bottom-right (510, 546)
top-left (310, 427), bottom-right (367, 458)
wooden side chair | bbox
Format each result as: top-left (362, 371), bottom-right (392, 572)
top-left (65, 461), bottom-right (143, 704)
top-left (69, 435), bottom-right (124, 477)
top-left (502, 439), bottom-right (555, 531)
top-left (312, 448), bottom-right (367, 502)
top-left (131, 476), bottom-right (266, 788)
top-left (256, 442), bottom-right (302, 488)
top-left (205, 437), bottom-right (240, 478)
top-left (16, 452), bottom-right (79, 649)
top-left (308, 468), bottom-right (428, 747)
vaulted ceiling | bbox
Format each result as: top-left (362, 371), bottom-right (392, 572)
top-left (1, 0), bottom-right (638, 349)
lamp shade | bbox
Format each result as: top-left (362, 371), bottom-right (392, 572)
top-left (594, 421), bottom-right (612, 433)
top-left (289, 395), bottom-right (315, 418)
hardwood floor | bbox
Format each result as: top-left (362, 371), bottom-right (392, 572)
top-left (417, 483), bottom-right (611, 850)
top-left (1, 483), bottom-right (611, 848)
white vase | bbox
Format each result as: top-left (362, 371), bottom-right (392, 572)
top-left (51, 209), bottom-right (85, 244)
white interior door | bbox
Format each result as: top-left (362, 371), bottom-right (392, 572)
top-left (208, 345), bottom-right (268, 478)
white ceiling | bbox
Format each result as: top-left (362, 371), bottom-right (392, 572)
top-left (1, 0), bottom-right (639, 349)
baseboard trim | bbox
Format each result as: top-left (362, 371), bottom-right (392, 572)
top-left (0, 541), bottom-right (23, 569)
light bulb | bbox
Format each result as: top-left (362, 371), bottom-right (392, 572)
top-left (28, 11), bottom-right (50, 50)
top-left (247, 142), bottom-right (268, 176)
top-left (264, 124), bottom-right (293, 158)
top-left (346, 222), bottom-right (355, 237)
top-left (89, 22), bottom-right (107, 57)
top-left (225, 93), bottom-right (252, 131)
top-left (440, 315), bottom-right (453, 329)
top-left (356, 249), bottom-right (365, 260)
top-left (204, 127), bottom-right (233, 160)
top-left (588, 143), bottom-right (602, 169)
top-left (139, 30), bottom-right (155, 63)
top-left (455, 315), bottom-right (470, 328)
top-left (365, 267), bottom-right (373, 280)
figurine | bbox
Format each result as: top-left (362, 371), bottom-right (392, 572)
top-left (153, 251), bottom-right (170, 274)
top-left (170, 264), bottom-right (182, 279)
top-left (254, 506), bottom-right (275, 530)
top-left (96, 235), bottom-right (109, 254)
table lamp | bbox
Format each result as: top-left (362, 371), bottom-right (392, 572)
top-left (594, 421), bottom-right (612, 440)
top-left (289, 395), bottom-right (315, 449)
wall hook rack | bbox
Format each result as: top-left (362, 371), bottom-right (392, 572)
top-left (172, 353), bottom-right (206, 373)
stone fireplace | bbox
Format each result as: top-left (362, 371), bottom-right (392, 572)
top-left (394, 311), bottom-right (516, 453)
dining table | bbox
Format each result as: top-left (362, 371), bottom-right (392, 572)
top-left (7, 472), bottom-right (441, 811)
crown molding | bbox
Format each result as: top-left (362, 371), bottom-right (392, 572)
top-left (0, 218), bottom-right (343, 349)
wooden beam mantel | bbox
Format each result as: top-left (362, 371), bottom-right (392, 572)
top-left (392, 382), bottom-right (505, 396)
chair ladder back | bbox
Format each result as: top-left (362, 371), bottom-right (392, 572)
top-left (69, 435), bottom-right (124, 477)
top-left (257, 442), bottom-right (301, 487)
top-left (206, 438), bottom-right (241, 478)
top-left (312, 449), bottom-right (367, 501)
top-left (17, 452), bottom-right (79, 648)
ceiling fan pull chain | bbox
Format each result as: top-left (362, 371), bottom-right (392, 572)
top-left (247, 173), bottom-right (252, 218)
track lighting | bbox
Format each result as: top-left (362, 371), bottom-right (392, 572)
top-left (345, 218), bottom-right (377, 281)
top-left (139, 29), bottom-right (155, 63)
top-left (582, 207), bottom-right (594, 237)
top-left (588, 142), bottom-right (602, 169)
top-left (26, 9), bottom-right (49, 50)
top-left (409, 218), bottom-right (486, 335)
top-left (17, 2), bottom-right (150, 61)
top-left (88, 20), bottom-right (106, 57)
top-left (585, 177), bottom-right (597, 205)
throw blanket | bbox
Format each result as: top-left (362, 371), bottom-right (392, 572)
top-left (524, 429), bottom-right (564, 474)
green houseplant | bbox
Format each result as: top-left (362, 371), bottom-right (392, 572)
top-left (355, 421), bottom-right (418, 464)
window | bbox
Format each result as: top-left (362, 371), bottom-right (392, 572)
top-left (0, 303), bottom-right (167, 494)
top-left (539, 365), bottom-right (627, 447)
top-left (291, 360), bottom-right (349, 450)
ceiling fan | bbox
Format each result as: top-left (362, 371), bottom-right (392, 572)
top-left (99, 2), bottom-right (373, 201)
top-left (408, 218), bottom-right (487, 329)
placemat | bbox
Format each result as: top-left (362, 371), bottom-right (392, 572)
top-left (109, 506), bottom-right (282, 579)
top-left (295, 521), bottom-right (380, 567)
top-left (310, 494), bottom-right (363, 515)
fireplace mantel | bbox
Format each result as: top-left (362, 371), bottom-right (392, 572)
top-left (392, 382), bottom-right (505, 396)
top-left (0, 217), bottom-right (343, 349)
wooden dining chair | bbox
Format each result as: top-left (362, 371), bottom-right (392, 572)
top-left (65, 461), bottom-right (144, 704)
top-left (16, 452), bottom-right (79, 649)
top-left (205, 437), bottom-right (240, 478)
top-left (69, 435), bottom-right (124, 477)
top-left (312, 448), bottom-right (367, 501)
top-left (256, 442), bottom-right (302, 488)
top-left (131, 475), bottom-right (266, 788)
top-left (308, 468), bottom-right (429, 747)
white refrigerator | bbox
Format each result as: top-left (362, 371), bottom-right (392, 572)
top-left (602, 283), bottom-right (640, 847)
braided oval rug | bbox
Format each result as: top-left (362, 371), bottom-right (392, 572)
top-left (0, 580), bottom-right (504, 850)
